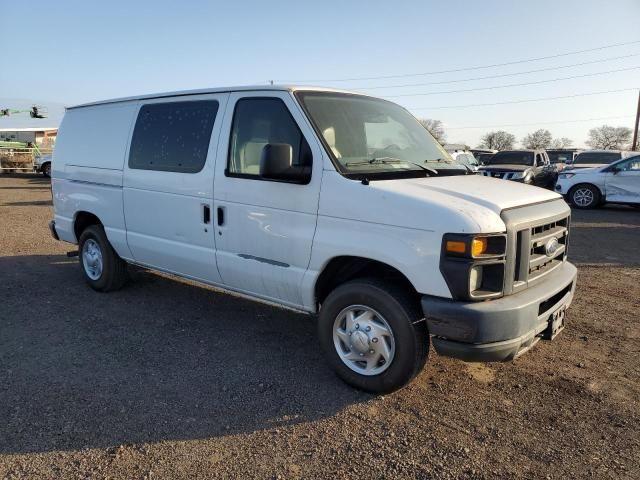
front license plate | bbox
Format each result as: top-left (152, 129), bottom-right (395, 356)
top-left (548, 306), bottom-right (567, 340)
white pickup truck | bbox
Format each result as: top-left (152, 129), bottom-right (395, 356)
top-left (49, 86), bottom-right (577, 393)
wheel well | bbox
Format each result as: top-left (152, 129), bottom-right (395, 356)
top-left (569, 183), bottom-right (601, 195)
top-left (74, 211), bottom-right (102, 242)
top-left (315, 256), bottom-right (419, 307)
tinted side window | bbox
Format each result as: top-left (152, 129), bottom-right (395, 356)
top-left (574, 152), bottom-right (621, 165)
top-left (227, 98), bottom-right (311, 178)
top-left (129, 100), bottom-right (219, 173)
top-left (618, 157), bottom-right (640, 171)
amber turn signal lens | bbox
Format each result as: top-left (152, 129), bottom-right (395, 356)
top-left (471, 237), bottom-right (488, 257)
top-left (446, 240), bottom-right (467, 254)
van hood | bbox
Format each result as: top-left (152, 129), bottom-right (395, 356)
top-left (319, 172), bottom-right (562, 234)
top-left (373, 174), bottom-right (559, 213)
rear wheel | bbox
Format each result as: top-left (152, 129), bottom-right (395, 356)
top-left (569, 184), bottom-right (601, 209)
top-left (42, 162), bottom-right (51, 178)
top-left (78, 225), bottom-right (128, 292)
top-left (318, 278), bottom-right (429, 393)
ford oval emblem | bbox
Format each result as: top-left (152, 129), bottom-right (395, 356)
top-left (545, 237), bottom-right (560, 257)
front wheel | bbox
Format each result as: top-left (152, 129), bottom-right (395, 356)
top-left (318, 278), bottom-right (429, 393)
top-left (569, 184), bottom-right (601, 209)
top-left (42, 162), bottom-right (51, 178)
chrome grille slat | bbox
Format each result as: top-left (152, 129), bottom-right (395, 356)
top-left (529, 245), bottom-right (566, 269)
top-left (531, 226), bottom-right (568, 245)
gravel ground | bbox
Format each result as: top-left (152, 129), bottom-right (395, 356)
top-left (1, 174), bottom-right (639, 479)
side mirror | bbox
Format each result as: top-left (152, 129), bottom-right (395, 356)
top-left (260, 144), bottom-right (310, 183)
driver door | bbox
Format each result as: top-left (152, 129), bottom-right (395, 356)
top-left (212, 91), bottom-right (325, 308)
top-left (605, 157), bottom-right (640, 203)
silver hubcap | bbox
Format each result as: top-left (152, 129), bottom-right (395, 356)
top-left (573, 187), bottom-right (594, 207)
top-left (333, 305), bottom-right (395, 376)
top-left (82, 239), bottom-right (103, 280)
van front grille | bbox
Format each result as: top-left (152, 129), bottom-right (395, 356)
top-left (527, 218), bottom-right (568, 282)
top-left (501, 200), bottom-right (571, 295)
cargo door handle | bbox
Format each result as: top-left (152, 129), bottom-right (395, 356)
top-left (217, 207), bottom-right (225, 226)
top-left (203, 205), bottom-right (211, 224)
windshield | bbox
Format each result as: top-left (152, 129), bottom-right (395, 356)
top-left (475, 152), bottom-right (494, 164)
top-left (484, 151), bottom-right (534, 166)
top-left (296, 92), bottom-right (465, 176)
top-left (547, 151), bottom-right (573, 164)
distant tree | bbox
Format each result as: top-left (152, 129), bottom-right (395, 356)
top-left (418, 119), bottom-right (446, 144)
top-left (550, 137), bottom-right (574, 149)
top-left (522, 129), bottom-right (553, 149)
top-left (586, 125), bottom-right (632, 150)
top-left (478, 130), bottom-right (516, 151)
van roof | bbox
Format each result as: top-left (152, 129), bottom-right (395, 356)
top-left (68, 85), bottom-right (363, 110)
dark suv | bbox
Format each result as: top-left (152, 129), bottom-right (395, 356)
top-left (479, 149), bottom-right (556, 189)
top-left (566, 150), bottom-right (634, 169)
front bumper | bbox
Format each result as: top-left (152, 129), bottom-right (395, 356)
top-left (48, 220), bottom-right (60, 241)
top-left (422, 262), bottom-right (577, 362)
top-left (554, 180), bottom-right (570, 195)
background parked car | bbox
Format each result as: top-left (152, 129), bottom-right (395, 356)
top-left (34, 154), bottom-right (52, 177)
top-left (565, 150), bottom-right (635, 170)
top-left (443, 144), bottom-right (482, 171)
top-left (555, 155), bottom-right (640, 209)
top-left (470, 148), bottom-right (497, 165)
top-left (547, 148), bottom-right (580, 172)
top-left (479, 149), bottom-right (556, 188)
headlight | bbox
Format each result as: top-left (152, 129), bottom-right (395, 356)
top-left (558, 173), bottom-right (576, 179)
top-left (444, 234), bottom-right (505, 258)
top-left (441, 233), bottom-right (507, 300)
top-left (510, 171), bottom-right (525, 179)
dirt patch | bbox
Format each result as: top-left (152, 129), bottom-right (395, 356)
top-left (464, 363), bottom-right (496, 383)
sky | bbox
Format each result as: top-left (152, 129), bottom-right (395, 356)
top-left (1, 0), bottom-right (639, 147)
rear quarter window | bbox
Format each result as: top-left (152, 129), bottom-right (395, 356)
top-left (129, 100), bottom-right (219, 173)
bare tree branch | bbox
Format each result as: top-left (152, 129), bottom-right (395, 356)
top-left (478, 130), bottom-right (516, 150)
top-left (586, 125), bottom-right (632, 150)
top-left (418, 118), bottom-right (446, 145)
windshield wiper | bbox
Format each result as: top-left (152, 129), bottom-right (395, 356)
top-left (345, 157), bottom-right (438, 175)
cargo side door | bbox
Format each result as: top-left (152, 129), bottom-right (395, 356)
top-left (212, 91), bottom-right (323, 308)
top-left (123, 93), bottom-right (229, 284)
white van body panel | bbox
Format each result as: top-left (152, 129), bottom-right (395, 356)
top-left (298, 172), bottom-right (560, 308)
top-left (51, 103), bottom-right (138, 256)
top-left (51, 85), bottom-right (570, 316)
top-left (122, 93), bottom-right (229, 284)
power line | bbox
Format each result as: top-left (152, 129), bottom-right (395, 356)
top-left (355, 53), bottom-right (639, 90)
top-left (384, 66), bottom-right (640, 98)
top-left (408, 87), bottom-right (638, 110)
top-left (446, 115), bottom-right (635, 130)
top-left (282, 40), bottom-right (640, 83)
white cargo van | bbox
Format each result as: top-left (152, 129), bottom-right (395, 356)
top-left (49, 86), bottom-right (577, 393)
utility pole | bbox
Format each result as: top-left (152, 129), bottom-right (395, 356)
top-left (633, 90), bottom-right (640, 151)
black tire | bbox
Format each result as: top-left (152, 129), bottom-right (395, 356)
top-left (78, 224), bottom-right (128, 292)
top-left (569, 184), bottom-right (601, 209)
top-left (318, 278), bottom-right (429, 394)
top-left (42, 162), bottom-right (51, 178)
